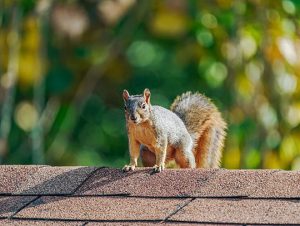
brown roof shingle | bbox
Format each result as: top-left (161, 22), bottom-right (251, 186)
top-left (14, 166), bottom-right (97, 195)
top-left (15, 196), bottom-right (190, 221)
top-left (0, 219), bottom-right (82, 226)
top-left (170, 198), bottom-right (300, 224)
top-left (1, 166), bottom-right (300, 225)
top-left (0, 196), bottom-right (37, 218)
top-left (0, 165), bottom-right (42, 194)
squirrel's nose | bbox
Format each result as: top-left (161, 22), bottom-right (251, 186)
top-left (130, 115), bottom-right (137, 121)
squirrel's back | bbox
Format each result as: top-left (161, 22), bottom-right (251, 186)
top-left (150, 105), bottom-right (192, 146)
top-left (170, 92), bottom-right (226, 168)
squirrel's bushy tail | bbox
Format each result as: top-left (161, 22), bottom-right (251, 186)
top-left (170, 92), bottom-right (227, 168)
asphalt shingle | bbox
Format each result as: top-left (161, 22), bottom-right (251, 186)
top-left (250, 170), bottom-right (300, 198)
top-left (0, 196), bottom-right (37, 218)
top-left (0, 219), bottom-right (83, 226)
top-left (1, 166), bottom-right (300, 225)
top-left (85, 222), bottom-right (226, 225)
top-left (14, 166), bottom-right (97, 195)
top-left (76, 168), bottom-right (300, 198)
top-left (15, 196), bottom-right (190, 221)
top-left (75, 167), bottom-right (218, 197)
top-left (0, 165), bottom-right (42, 194)
top-left (170, 198), bottom-right (300, 224)
top-left (192, 169), bottom-right (275, 197)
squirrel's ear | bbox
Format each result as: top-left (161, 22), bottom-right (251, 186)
top-left (123, 89), bottom-right (130, 101)
top-left (144, 88), bottom-right (151, 104)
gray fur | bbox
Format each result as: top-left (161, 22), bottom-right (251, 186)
top-left (151, 106), bottom-right (190, 146)
top-left (148, 106), bottom-right (195, 168)
top-left (124, 90), bottom-right (226, 170)
top-left (124, 92), bottom-right (196, 168)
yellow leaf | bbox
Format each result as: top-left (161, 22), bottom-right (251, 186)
top-left (263, 150), bottom-right (282, 169)
top-left (23, 16), bottom-right (41, 51)
top-left (18, 53), bottom-right (42, 86)
top-left (223, 148), bottom-right (240, 169)
top-left (150, 9), bottom-right (190, 38)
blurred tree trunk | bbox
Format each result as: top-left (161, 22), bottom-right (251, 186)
top-left (31, 3), bottom-right (52, 164)
top-left (0, 5), bottom-right (21, 162)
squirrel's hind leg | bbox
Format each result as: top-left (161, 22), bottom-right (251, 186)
top-left (140, 145), bottom-right (156, 167)
top-left (174, 140), bottom-right (196, 168)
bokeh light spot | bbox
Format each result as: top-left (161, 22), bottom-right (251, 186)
top-left (281, 18), bottom-right (296, 35)
top-left (235, 75), bottom-right (254, 100)
top-left (267, 9), bottom-right (280, 22)
top-left (282, 0), bottom-right (296, 15)
top-left (201, 12), bottom-right (218, 29)
top-left (196, 29), bottom-right (213, 47)
top-left (14, 101), bottom-right (39, 132)
top-left (276, 72), bottom-right (297, 95)
top-left (277, 37), bottom-right (298, 65)
top-left (280, 135), bottom-right (298, 166)
top-left (127, 41), bottom-right (162, 67)
top-left (150, 10), bottom-right (189, 37)
top-left (266, 130), bottom-right (281, 149)
top-left (240, 35), bottom-right (257, 59)
top-left (287, 103), bottom-right (300, 127)
top-left (258, 103), bottom-right (278, 129)
top-left (204, 62), bottom-right (228, 88)
top-left (221, 42), bottom-right (238, 61)
top-left (245, 61), bottom-right (263, 84)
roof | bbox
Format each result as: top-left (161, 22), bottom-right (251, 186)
top-left (0, 166), bottom-right (300, 225)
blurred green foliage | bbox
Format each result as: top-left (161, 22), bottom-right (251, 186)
top-left (1, 0), bottom-right (300, 169)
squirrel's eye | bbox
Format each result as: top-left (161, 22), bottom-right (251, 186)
top-left (124, 105), bottom-right (127, 110)
top-left (142, 103), bottom-right (146, 109)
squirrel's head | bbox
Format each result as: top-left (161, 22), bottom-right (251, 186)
top-left (122, 88), bottom-right (151, 124)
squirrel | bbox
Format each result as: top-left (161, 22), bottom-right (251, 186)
top-left (122, 88), bottom-right (226, 173)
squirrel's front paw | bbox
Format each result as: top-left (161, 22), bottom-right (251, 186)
top-left (122, 164), bottom-right (135, 172)
top-left (152, 164), bottom-right (164, 173)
